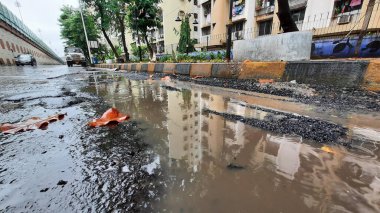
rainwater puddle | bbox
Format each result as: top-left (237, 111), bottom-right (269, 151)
top-left (84, 73), bottom-right (380, 212)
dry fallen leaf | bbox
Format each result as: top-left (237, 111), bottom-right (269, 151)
top-left (89, 108), bottom-right (130, 128)
top-left (0, 114), bottom-right (66, 135)
top-left (259, 79), bottom-right (275, 84)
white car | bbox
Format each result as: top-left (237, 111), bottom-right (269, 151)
top-left (15, 54), bottom-right (37, 66)
top-left (65, 47), bottom-right (87, 67)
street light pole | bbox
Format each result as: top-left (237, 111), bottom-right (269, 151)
top-left (226, 0), bottom-right (233, 62)
top-left (137, 29), bottom-right (143, 61)
top-left (79, 0), bottom-right (93, 64)
top-left (15, 1), bottom-right (24, 23)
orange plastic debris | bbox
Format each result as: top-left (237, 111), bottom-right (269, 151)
top-left (192, 75), bottom-right (204, 80)
top-left (0, 114), bottom-right (66, 135)
top-left (161, 76), bottom-right (171, 81)
top-left (259, 79), bottom-right (275, 84)
top-left (88, 108), bottom-right (130, 127)
top-left (321, 146), bottom-right (335, 154)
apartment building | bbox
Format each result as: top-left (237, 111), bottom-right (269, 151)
top-left (125, 0), bottom-right (380, 57)
top-left (195, 0), bottom-right (257, 50)
top-left (126, 0), bottom-right (199, 56)
top-left (257, 0), bottom-right (380, 38)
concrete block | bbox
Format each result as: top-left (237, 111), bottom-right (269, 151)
top-left (283, 61), bottom-right (368, 87)
top-left (363, 60), bottom-right (380, 91)
top-left (141, 64), bottom-right (148, 72)
top-left (239, 61), bottom-right (286, 80)
top-left (147, 64), bottom-right (155, 72)
top-left (233, 31), bottom-right (312, 62)
top-left (190, 63), bottom-right (212, 77)
top-left (175, 64), bottom-right (191, 75)
top-left (154, 64), bottom-right (165, 73)
top-left (121, 64), bottom-right (126, 70)
top-left (212, 63), bottom-right (238, 78)
top-left (163, 63), bottom-right (176, 74)
top-left (131, 64), bottom-right (137, 71)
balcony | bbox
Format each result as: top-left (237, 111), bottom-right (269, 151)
top-left (289, 0), bottom-right (307, 10)
top-left (202, 13), bottom-right (212, 28)
top-left (255, 5), bottom-right (275, 16)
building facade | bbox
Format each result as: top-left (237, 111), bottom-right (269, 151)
top-left (124, 0), bottom-right (380, 57)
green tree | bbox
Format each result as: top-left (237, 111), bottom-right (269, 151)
top-left (83, 0), bottom-right (121, 59)
top-left (59, 5), bottom-right (99, 60)
top-left (131, 43), bottom-right (148, 59)
top-left (108, 0), bottom-right (130, 61)
top-left (126, 0), bottom-right (162, 59)
top-left (177, 16), bottom-right (195, 54)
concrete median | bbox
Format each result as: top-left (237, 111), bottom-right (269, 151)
top-left (95, 60), bottom-right (380, 91)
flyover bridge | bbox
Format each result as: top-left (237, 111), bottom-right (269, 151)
top-left (0, 2), bottom-right (63, 65)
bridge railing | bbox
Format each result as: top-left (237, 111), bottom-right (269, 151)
top-left (0, 2), bottom-right (63, 63)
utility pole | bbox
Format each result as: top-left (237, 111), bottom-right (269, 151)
top-left (226, 0), bottom-right (233, 62)
top-left (355, 0), bottom-right (376, 57)
top-left (79, 0), bottom-right (93, 64)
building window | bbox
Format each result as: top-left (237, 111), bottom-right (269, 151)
top-left (194, 26), bottom-right (198, 32)
top-left (258, 0), bottom-right (275, 8)
top-left (202, 1), bottom-right (211, 17)
top-left (232, 22), bottom-right (245, 40)
top-left (202, 26), bottom-right (211, 36)
top-left (258, 20), bottom-right (272, 36)
top-left (334, 0), bottom-right (363, 15)
top-left (291, 9), bottom-right (305, 23)
top-left (194, 0), bottom-right (198, 6)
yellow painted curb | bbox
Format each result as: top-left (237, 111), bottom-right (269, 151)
top-left (190, 64), bottom-right (213, 77)
top-left (135, 63), bottom-right (142, 72)
top-left (363, 60), bottom-right (380, 91)
top-left (238, 61), bottom-right (286, 80)
top-left (147, 64), bottom-right (155, 73)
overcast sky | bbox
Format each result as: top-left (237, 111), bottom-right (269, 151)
top-left (2, 0), bottom-right (79, 56)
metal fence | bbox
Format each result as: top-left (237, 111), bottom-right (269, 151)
top-left (0, 2), bottom-right (63, 63)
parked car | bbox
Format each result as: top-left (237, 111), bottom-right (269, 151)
top-left (65, 47), bottom-right (87, 67)
top-left (15, 54), bottom-right (37, 66)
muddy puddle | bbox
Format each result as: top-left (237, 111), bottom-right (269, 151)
top-left (82, 73), bottom-right (380, 212)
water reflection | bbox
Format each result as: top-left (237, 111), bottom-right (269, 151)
top-left (86, 74), bottom-right (380, 212)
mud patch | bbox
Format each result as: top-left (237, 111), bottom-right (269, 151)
top-left (204, 108), bottom-right (347, 144)
top-left (77, 115), bottom-right (162, 211)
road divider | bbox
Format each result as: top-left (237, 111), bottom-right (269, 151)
top-left (95, 60), bottom-right (380, 91)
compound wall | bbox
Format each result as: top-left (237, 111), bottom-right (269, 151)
top-left (233, 31), bottom-right (313, 62)
top-left (0, 25), bottom-right (61, 66)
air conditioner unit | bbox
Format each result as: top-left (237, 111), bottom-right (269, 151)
top-left (337, 15), bottom-right (351, 24)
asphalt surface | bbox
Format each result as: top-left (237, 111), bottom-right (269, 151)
top-left (0, 66), bottom-right (161, 212)
top-left (0, 65), bottom-right (379, 212)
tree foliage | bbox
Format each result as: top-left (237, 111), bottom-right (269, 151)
top-left (177, 17), bottom-right (195, 54)
top-left (131, 43), bottom-right (148, 59)
top-left (83, 0), bottom-right (127, 60)
top-left (59, 5), bottom-right (99, 60)
top-left (126, 0), bottom-right (162, 59)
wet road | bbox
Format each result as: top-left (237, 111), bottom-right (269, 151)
top-left (1, 65), bottom-right (380, 212)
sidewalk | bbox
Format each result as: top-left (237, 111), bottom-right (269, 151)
top-left (95, 59), bottom-right (380, 91)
